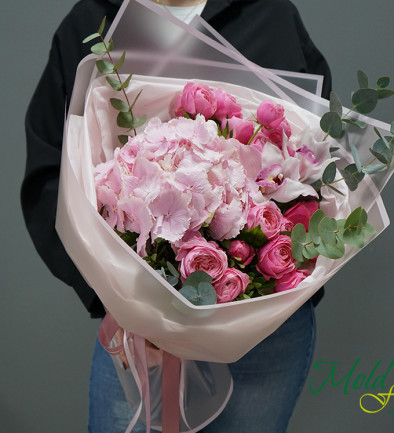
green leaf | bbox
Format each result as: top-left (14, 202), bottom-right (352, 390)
top-left (91, 42), bottom-right (107, 55)
top-left (98, 16), bottom-right (106, 34)
top-left (362, 163), bottom-right (387, 174)
top-left (166, 276), bottom-right (178, 287)
top-left (308, 210), bottom-right (325, 244)
top-left (327, 184), bottom-right (346, 196)
top-left (316, 240), bottom-right (345, 259)
top-left (114, 51), bottom-right (126, 72)
top-left (107, 38), bottom-right (114, 52)
top-left (291, 223), bottom-right (307, 262)
top-left (344, 207), bottom-right (367, 234)
top-left (238, 226), bottom-right (267, 248)
top-left (118, 135), bottom-right (129, 145)
top-left (342, 118), bottom-right (368, 129)
top-left (167, 261), bottom-right (179, 278)
top-left (329, 91), bottom-right (342, 116)
top-left (96, 59), bottom-right (114, 74)
top-left (329, 146), bottom-right (340, 153)
top-left (391, 121), bottom-right (394, 135)
top-left (120, 74), bottom-right (133, 90)
top-left (106, 76), bottom-right (122, 91)
top-left (369, 147), bottom-right (388, 164)
top-left (131, 114), bottom-right (147, 129)
top-left (376, 89), bottom-right (394, 99)
top-left (117, 111), bottom-right (133, 128)
top-left (183, 270), bottom-right (212, 288)
top-left (371, 136), bottom-right (393, 164)
top-left (357, 70), bottom-right (369, 89)
top-left (179, 282), bottom-right (217, 305)
top-left (322, 161), bottom-right (337, 184)
top-left (110, 98), bottom-right (130, 112)
top-left (319, 216), bottom-right (338, 245)
top-left (339, 164), bottom-right (365, 191)
top-left (83, 32), bottom-right (100, 43)
top-left (303, 234), bottom-right (319, 259)
top-left (352, 88), bottom-right (379, 114)
top-left (350, 142), bottom-right (362, 172)
top-left (377, 76), bottom-right (390, 88)
top-left (320, 111), bottom-right (345, 139)
top-left (117, 230), bottom-right (138, 247)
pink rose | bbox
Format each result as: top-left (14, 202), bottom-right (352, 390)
top-left (256, 100), bottom-right (285, 128)
top-left (228, 240), bottom-right (255, 266)
top-left (214, 88), bottom-right (243, 122)
top-left (221, 117), bottom-right (255, 145)
top-left (247, 201), bottom-right (283, 240)
top-left (280, 217), bottom-right (294, 232)
top-left (179, 82), bottom-right (217, 119)
top-left (214, 268), bottom-right (250, 303)
top-left (261, 118), bottom-right (292, 148)
top-left (275, 268), bottom-right (311, 293)
top-left (176, 237), bottom-right (227, 282)
top-left (284, 200), bottom-right (319, 231)
top-left (256, 235), bottom-right (295, 280)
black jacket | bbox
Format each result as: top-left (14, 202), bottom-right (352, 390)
top-left (21, 0), bottom-right (330, 318)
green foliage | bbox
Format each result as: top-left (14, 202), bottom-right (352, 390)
top-left (322, 161), bottom-right (337, 184)
top-left (291, 207), bottom-right (375, 262)
top-left (96, 60), bottom-right (114, 74)
top-left (83, 17), bottom-right (147, 136)
top-left (351, 88), bottom-right (379, 114)
top-left (320, 111), bottom-right (344, 139)
top-left (118, 135), bottom-right (130, 145)
top-left (179, 271), bottom-right (217, 305)
top-left (238, 225), bottom-right (267, 248)
top-left (339, 164), bottom-right (365, 191)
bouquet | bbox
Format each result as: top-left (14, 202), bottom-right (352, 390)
top-left (56, 0), bottom-right (393, 431)
top-left (94, 79), bottom-right (354, 305)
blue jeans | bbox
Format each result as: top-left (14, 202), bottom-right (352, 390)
top-left (88, 300), bottom-right (316, 433)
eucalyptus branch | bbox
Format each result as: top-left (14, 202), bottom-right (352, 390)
top-left (83, 17), bottom-right (147, 144)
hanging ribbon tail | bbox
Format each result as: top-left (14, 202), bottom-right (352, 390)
top-left (162, 351), bottom-right (181, 433)
top-left (133, 335), bottom-right (152, 433)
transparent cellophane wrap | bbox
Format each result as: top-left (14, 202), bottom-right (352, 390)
top-left (56, 0), bottom-right (393, 430)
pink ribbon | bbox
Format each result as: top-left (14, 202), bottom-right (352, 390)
top-left (99, 312), bottom-right (180, 433)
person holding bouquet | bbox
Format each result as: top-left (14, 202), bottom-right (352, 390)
top-left (21, 0), bottom-right (331, 432)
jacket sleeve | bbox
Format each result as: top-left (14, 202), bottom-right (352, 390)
top-left (21, 33), bottom-right (105, 318)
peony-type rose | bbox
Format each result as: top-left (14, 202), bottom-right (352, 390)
top-left (275, 268), bottom-right (310, 293)
top-left (247, 201), bottom-right (283, 240)
top-left (178, 82), bottom-right (217, 119)
top-left (284, 200), bottom-right (319, 230)
top-left (214, 88), bottom-right (243, 122)
top-left (261, 118), bottom-right (291, 148)
top-left (176, 237), bottom-right (227, 282)
top-left (214, 268), bottom-right (250, 303)
top-left (227, 240), bottom-right (255, 266)
top-left (256, 100), bottom-right (285, 128)
top-left (221, 117), bottom-right (255, 145)
top-left (256, 235), bottom-right (295, 280)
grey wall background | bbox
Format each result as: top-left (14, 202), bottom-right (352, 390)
top-left (1, 0), bottom-right (393, 432)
